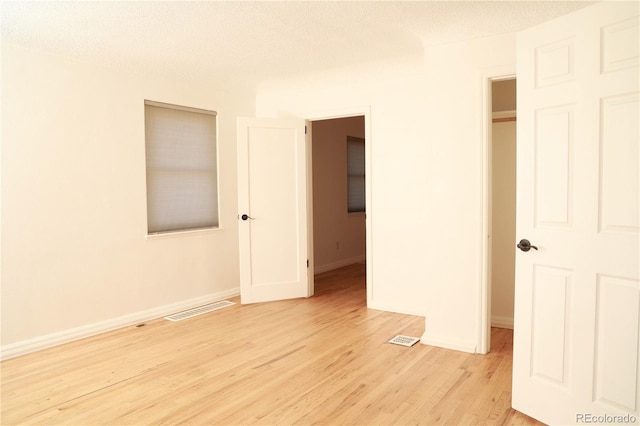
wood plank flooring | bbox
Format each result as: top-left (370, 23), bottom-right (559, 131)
top-left (1, 264), bottom-right (543, 425)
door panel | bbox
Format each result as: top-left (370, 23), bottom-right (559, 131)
top-left (534, 105), bottom-right (574, 227)
top-left (601, 17), bottom-right (639, 74)
top-left (535, 38), bottom-right (576, 87)
top-left (237, 117), bottom-right (309, 304)
top-left (594, 275), bottom-right (640, 412)
top-left (600, 93), bottom-right (639, 233)
top-left (530, 265), bottom-right (572, 388)
top-left (513, 2), bottom-right (639, 424)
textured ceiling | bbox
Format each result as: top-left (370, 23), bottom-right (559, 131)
top-left (1, 1), bottom-right (596, 86)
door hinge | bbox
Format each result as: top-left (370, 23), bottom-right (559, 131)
top-left (305, 125), bottom-right (307, 134)
top-left (307, 259), bottom-right (309, 268)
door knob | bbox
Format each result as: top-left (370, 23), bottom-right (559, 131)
top-left (240, 214), bottom-right (255, 221)
top-left (517, 239), bottom-right (538, 252)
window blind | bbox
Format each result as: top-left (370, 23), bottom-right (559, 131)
top-left (347, 136), bottom-right (365, 213)
top-left (144, 101), bottom-right (219, 234)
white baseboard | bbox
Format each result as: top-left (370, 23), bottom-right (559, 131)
top-left (491, 315), bottom-right (514, 329)
top-left (0, 288), bottom-right (240, 361)
top-left (314, 255), bottom-right (366, 274)
top-left (420, 332), bottom-right (477, 354)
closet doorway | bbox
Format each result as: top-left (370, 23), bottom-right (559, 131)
top-left (489, 78), bottom-right (517, 349)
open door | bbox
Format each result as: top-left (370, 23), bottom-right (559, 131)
top-left (237, 117), bottom-right (310, 304)
top-left (513, 2), bottom-right (639, 424)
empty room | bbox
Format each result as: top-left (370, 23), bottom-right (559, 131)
top-left (2, 1), bottom-right (638, 425)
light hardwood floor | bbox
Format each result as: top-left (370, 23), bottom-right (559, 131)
top-left (1, 264), bottom-right (543, 425)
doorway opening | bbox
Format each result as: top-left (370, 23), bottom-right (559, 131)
top-left (485, 77), bottom-right (517, 352)
top-left (309, 116), bottom-right (367, 300)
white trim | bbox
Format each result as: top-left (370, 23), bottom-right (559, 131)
top-left (144, 99), bottom-right (217, 116)
top-left (306, 120), bottom-right (315, 297)
top-left (491, 315), bottom-right (514, 329)
top-left (314, 256), bottom-right (367, 274)
top-left (420, 332), bottom-right (477, 354)
top-left (145, 226), bottom-right (220, 240)
top-left (479, 72), bottom-right (492, 355)
top-left (0, 288), bottom-right (239, 361)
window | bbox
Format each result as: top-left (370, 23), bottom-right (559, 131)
top-left (347, 136), bottom-right (365, 213)
top-left (144, 100), bottom-right (219, 234)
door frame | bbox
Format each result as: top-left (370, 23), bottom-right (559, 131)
top-left (479, 69), bottom-right (516, 354)
top-left (305, 106), bottom-right (372, 306)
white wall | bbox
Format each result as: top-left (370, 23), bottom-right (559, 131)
top-left (257, 54), bottom-right (431, 316)
top-left (2, 31), bottom-right (517, 357)
top-left (1, 43), bottom-right (255, 358)
top-left (256, 33), bottom-right (516, 351)
top-left (312, 117), bottom-right (366, 273)
top-left (421, 35), bottom-right (515, 352)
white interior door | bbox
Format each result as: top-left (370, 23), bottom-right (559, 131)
top-left (237, 117), bottom-right (310, 304)
top-left (513, 2), bottom-right (639, 425)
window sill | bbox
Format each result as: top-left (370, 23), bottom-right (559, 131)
top-left (145, 227), bottom-right (220, 240)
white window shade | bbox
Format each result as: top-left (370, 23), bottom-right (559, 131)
top-left (144, 101), bottom-right (219, 234)
top-left (347, 136), bottom-right (365, 213)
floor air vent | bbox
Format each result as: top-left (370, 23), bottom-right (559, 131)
top-left (388, 335), bottom-right (420, 347)
top-left (164, 301), bottom-right (235, 322)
